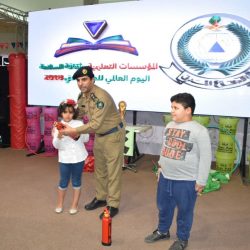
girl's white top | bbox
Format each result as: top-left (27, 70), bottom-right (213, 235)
top-left (52, 119), bottom-right (89, 163)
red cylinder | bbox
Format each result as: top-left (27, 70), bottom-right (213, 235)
top-left (8, 53), bottom-right (27, 149)
top-left (102, 209), bottom-right (112, 246)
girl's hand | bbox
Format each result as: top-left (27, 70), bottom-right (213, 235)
top-left (57, 133), bottom-right (63, 139)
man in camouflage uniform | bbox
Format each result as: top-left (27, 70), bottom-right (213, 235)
top-left (62, 66), bottom-right (125, 219)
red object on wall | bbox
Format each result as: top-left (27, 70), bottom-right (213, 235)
top-left (8, 53), bottom-right (27, 149)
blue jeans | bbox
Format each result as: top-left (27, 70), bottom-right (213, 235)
top-left (157, 173), bottom-right (197, 241)
top-left (58, 161), bottom-right (84, 189)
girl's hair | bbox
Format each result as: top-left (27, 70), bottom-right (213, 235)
top-left (58, 99), bottom-right (79, 119)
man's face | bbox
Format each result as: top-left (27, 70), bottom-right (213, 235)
top-left (77, 76), bottom-right (94, 93)
top-left (171, 101), bottom-right (191, 123)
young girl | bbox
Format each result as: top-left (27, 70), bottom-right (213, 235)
top-left (52, 99), bottom-right (89, 215)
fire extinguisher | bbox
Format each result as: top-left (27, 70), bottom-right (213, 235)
top-left (102, 208), bottom-right (112, 246)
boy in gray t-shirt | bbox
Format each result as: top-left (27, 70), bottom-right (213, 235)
top-left (145, 93), bottom-right (212, 250)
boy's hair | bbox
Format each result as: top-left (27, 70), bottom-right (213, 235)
top-left (170, 93), bottom-right (196, 115)
top-left (58, 100), bottom-right (79, 119)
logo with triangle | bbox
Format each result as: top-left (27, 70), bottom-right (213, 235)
top-left (160, 14), bottom-right (250, 90)
top-left (83, 20), bottom-right (107, 39)
top-left (209, 42), bottom-right (225, 52)
top-left (54, 20), bottom-right (138, 57)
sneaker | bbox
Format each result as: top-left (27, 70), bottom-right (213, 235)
top-left (144, 229), bottom-right (170, 243)
top-left (169, 239), bottom-right (188, 250)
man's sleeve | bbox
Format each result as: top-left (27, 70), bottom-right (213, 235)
top-left (75, 95), bottom-right (110, 134)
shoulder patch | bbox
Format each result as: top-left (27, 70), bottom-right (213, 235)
top-left (96, 101), bottom-right (104, 109)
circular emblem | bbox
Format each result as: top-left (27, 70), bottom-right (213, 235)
top-left (82, 69), bottom-right (88, 75)
top-left (96, 101), bottom-right (104, 109)
top-left (170, 14), bottom-right (250, 89)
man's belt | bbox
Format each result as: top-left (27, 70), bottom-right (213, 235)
top-left (97, 122), bottom-right (123, 137)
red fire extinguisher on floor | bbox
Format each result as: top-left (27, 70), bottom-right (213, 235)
top-left (102, 208), bottom-right (112, 246)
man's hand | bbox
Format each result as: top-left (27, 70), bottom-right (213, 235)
top-left (59, 123), bottom-right (79, 139)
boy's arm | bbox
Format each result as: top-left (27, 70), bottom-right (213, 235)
top-left (196, 128), bottom-right (212, 187)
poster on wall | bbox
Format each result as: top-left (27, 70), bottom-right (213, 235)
top-left (28, 0), bottom-right (250, 117)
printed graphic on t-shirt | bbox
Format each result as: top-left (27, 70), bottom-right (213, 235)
top-left (161, 128), bottom-right (193, 160)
